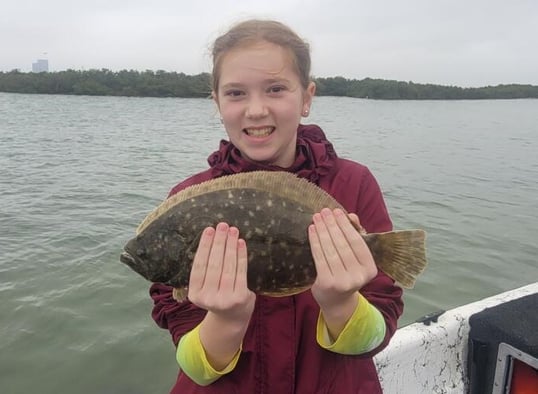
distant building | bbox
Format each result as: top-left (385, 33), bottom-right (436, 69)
top-left (32, 59), bottom-right (49, 73)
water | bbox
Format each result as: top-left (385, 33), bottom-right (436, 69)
top-left (1, 93), bottom-right (537, 393)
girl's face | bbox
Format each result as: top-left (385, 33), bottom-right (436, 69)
top-left (214, 41), bottom-right (315, 168)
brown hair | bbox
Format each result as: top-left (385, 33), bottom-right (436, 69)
top-left (211, 19), bottom-right (311, 93)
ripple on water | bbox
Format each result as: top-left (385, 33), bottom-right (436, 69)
top-left (1, 94), bottom-right (537, 393)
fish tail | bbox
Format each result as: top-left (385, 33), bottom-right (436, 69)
top-left (363, 230), bottom-right (427, 289)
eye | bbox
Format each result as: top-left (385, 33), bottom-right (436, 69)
top-left (268, 85), bottom-right (286, 94)
top-left (224, 89), bottom-right (245, 98)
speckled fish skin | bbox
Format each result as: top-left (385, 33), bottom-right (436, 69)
top-left (120, 171), bottom-right (428, 294)
top-left (122, 187), bottom-right (320, 295)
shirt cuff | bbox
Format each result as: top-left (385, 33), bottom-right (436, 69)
top-left (176, 324), bottom-right (242, 386)
top-left (316, 293), bottom-right (386, 355)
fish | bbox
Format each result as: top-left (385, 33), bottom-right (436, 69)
top-left (120, 171), bottom-right (427, 299)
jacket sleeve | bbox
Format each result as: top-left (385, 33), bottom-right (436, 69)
top-left (150, 283), bottom-right (207, 345)
top-left (358, 167), bottom-right (404, 356)
top-left (330, 162), bottom-right (404, 357)
top-left (149, 171), bottom-right (214, 345)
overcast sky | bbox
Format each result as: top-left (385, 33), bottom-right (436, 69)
top-left (2, 0), bottom-right (537, 87)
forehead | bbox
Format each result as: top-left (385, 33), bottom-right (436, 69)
top-left (218, 41), bottom-right (299, 85)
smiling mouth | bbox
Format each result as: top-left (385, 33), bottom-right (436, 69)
top-left (243, 127), bottom-right (275, 137)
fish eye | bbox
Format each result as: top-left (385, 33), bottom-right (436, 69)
top-left (136, 248), bottom-right (146, 258)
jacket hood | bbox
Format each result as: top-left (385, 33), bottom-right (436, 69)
top-left (207, 124), bottom-right (338, 183)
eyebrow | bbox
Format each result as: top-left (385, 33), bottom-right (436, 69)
top-left (220, 78), bottom-right (292, 90)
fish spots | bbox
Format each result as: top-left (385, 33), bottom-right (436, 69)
top-left (127, 173), bottom-right (345, 295)
top-left (256, 276), bottom-right (263, 289)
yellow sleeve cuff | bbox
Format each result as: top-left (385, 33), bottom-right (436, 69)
top-left (176, 324), bottom-right (241, 386)
top-left (316, 293), bottom-right (386, 355)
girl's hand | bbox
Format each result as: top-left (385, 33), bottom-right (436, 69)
top-left (188, 222), bottom-right (256, 323)
top-left (309, 208), bottom-right (378, 335)
top-left (187, 222), bottom-right (255, 370)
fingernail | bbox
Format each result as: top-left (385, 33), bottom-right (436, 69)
top-left (321, 208), bottom-right (332, 217)
top-left (216, 222), bottom-right (229, 232)
top-left (334, 208), bottom-right (344, 216)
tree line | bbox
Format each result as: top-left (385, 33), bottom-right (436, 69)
top-left (1, 69), bottom-right (537, 100)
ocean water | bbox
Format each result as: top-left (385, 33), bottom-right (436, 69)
top-left (1, 93), bottom-right (537, 393)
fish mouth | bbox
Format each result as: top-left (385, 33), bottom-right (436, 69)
top-left (120, 251), bottom-right (137, 268)
top-left (243, 126), bottom-right (275, 138)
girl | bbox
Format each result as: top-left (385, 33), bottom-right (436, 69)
top-left (150, 19), bottom-right (403, 393)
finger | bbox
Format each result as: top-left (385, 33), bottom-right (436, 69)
top-left (320, 209), bottom-right (357, 271)
top-left (314, 210), bottom-right (346, 275)
top-left (220, 226), bottom-right (239, 291)
top-left (204, 222), bottom-right (229, 288)
top-left (308, 223), bottom-right (333, 277)
top-left (189, 227), bottom-right (215, 289)
top-left (234, 238), bottom-right (250, 291)
top-left (335, 209), bottom-right (374, 266)
top-left (348, 213), bottom-right (367, 235)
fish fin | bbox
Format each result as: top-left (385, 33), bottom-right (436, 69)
top-left (364, 230), bottom-right (427, 289)
top-left (258, 285), bottom-right (311, 297)
top-left (172, 287), bottom-right (189, 302)
top-left (136, 171), bottom-right (344, 234)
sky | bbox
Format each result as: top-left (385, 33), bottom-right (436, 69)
top-left (1, 0), bottom-right (537, 87)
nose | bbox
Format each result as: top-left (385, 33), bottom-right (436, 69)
top-left (245, 95), bottom-right (268, 119)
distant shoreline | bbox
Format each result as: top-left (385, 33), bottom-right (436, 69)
top-left (1, 69), bottom-right (537, 100)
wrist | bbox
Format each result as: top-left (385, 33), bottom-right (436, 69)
top-left (203, 310), bottom-right (251, 335)
top-left (198, 311), bottom-right (251, 371)
top-left (319, 292), bottom-right (359, 324)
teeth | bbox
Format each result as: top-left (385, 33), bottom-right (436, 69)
top-left (245, 127), bottom-right (273, 137)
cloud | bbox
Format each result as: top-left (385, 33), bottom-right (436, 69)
top-left (1, 0), bottom-right (537, 87)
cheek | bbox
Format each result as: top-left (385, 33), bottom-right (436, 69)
top-left (219, 103), bottom-right (242, 124)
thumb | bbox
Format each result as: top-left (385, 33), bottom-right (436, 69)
top-left (348, 213), bottom-right (367, 235)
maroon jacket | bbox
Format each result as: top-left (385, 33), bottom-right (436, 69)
top-left (150, 124), bottom-right (403, 393)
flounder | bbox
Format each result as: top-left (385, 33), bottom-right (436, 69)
top-left (120, 171), bottom-right (427, 298)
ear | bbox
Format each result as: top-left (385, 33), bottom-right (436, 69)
top-left (211, 91), bottom-right (222, 118)
top-left (302, 82), bottom-right (316, 116)
top-left (307, 81), bottom-right (316, 98)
